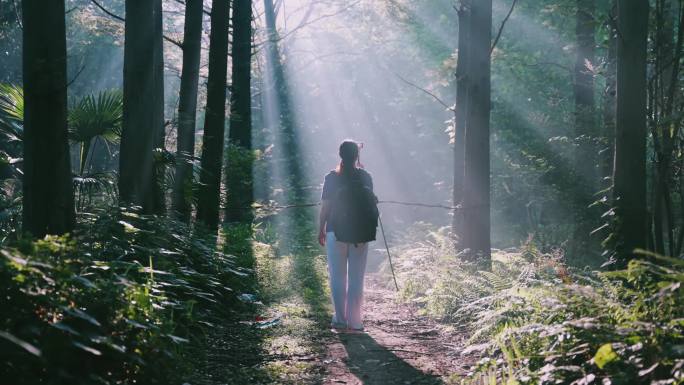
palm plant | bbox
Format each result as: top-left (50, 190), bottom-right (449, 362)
top-left (0, 86), bottom-right (124, 212)
top-left (67, 90), bottom-right (123, 210)
top-left (68, 89), bottom-right (123, 175)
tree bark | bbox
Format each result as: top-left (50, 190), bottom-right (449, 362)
top-left (196, 0), bottom-right (230, 230)
top-left (461, 0), bottom-right (492, 262)
top-left (613, 0), bottom-right (649, 265)
top-left (171, 0), bottom-right (204, 222)
top-left (22, 0), bottom-right (75, 237)
top-left (572, 0), bottom-right (597, 254)
top-left (225, 0), bottom-right (254, 223)
top-left (152, 0), bottom-right (166, 215)
top-left (263, 0), bottom-right (305, 201)
top-left (119, 0), bottom-right (156, 212)
top-left (573, 0), bottom-right (596, 187)
top-left (452, 2), bottom-right (470, 241)
top-left (601, 1), bottom-right (617, 187)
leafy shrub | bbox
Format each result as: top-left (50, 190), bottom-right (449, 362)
top-left (391, 226), bottom-right (684, 385)
top-left (0, 208), bottom-right (251, 385)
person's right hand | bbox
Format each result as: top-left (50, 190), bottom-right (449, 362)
top-left (318, 231), bottom-right (326, 247)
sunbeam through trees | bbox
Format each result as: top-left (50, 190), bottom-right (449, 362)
top-left (2, 0), bottom-right (684, 384)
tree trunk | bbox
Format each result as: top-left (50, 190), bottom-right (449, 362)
top-left (573, 0), bottom-right (596, 187)
top-left (226, 0), bottom-right (254, 223)
top-left (152, 0), bottom-right (166, 215)
top-left (601, 1), bottom-right (617, 187)
top-left (572, 0), bottom-right (597, 253)
top-left (22, 0), bottom-right (75, 237)
top-left (119, 0), bottom-right (156, 212)
top-left (452, 3), bottom-right (470, 241)
top-left (263, 0), bottom-right (305, 201)
top-left (461, 0), bottom-right (492, 262)
top-left (263, 0), bottom-right (286, 118)
top-left (613, 0), bottom-right (649, 265)
top-left (171, 0), bottom-right (204, 222)
top-left (652, 0), bottom-right (681, 256)
top-left (196, 0), bottom-right (230, 230)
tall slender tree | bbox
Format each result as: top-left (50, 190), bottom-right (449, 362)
top-left (196, 0), bottom-right (230, 230)
top-left (263, 0), bottom-right (305, 200)
top-left (601, 1), bottom-right (617, 186)
top-left (651, 0), bottom-right (681, 256)
top-left (572, 0), bottom-right (597, 253)
top-left (573, 0), bottom-right (596, 187)
top-left (461, 0), bottom-right (492, 262)
top-left (263, 0), bottom-right (285, 114)
top-left (263, 0), bottom-right (294, 136)
top-left (613, 0), bottom-right (649, 264)
top-left (119, 0), bottom-right (156, 212)
top-left (171, 0), bottom-right (204, 222)
top-left (226, 0), bottom-right (254, 223)
top-left (22, 0), bottom-right (75, 237)
top-left (452, 1), bottom-right (470, 239)
top-left (152, 0), bottom-right (166, 215)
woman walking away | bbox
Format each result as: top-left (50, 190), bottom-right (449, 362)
top-left (318, 140), bottom-right (379, 331)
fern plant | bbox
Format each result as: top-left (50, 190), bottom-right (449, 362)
top-left (393, 225), bottom-right (684, 384)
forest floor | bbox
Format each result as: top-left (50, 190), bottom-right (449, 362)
top-left (193, 218), bottom-right (475, 384)
top-left (321, 274), bottom-right (473, 384)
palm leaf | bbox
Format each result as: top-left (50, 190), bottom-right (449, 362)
top-left (0, 83), bottom-right (24, 142)
top-left (68, 89), bottom-right (123, 143)
top-left (68, 90), bottom-right (123, 174)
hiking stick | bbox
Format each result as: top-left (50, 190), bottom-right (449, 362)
top-left (378, 215), bottom-right (400, 291)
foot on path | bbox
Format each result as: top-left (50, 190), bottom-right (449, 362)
top-left (320, 274), bottom-right (471, 385)
top-left (199, 239), bottom-right (473, 384)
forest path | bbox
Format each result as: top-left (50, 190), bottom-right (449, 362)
top-left (200, 217), bottom-right (471, 384)
top-left (320, 274), bottom-right (470, 384)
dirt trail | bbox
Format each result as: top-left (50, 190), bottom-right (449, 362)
top-left (199, 242), bottom-right (474, 384)
top-left (320, 274), bottom-right (471, 384)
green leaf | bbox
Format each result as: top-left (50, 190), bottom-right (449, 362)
top-left (118, 220), bottom-right (139, 233)
top-left (72, 341), bottom-right (102, 356)
top-left (68, 89), bottom-right (122, 143)
top-left (594, 343), bottom-right (618, 369)
top-left (0, 330), bottom-right (41, 357)
top-left (61, 307), bottom-right (102, 327)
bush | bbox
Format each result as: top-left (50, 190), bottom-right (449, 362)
top-left (391, 226), bottom-right (684, 385)
top-left (0, 208), bottom-right (251, 385)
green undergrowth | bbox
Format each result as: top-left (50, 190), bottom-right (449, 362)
top-left (0, 208), bottom-right (256, 385)
top-left (389, 224), bottom-right (684, 385)
top-left (193, 208), bottom-right (332, 384)
top-left (239, 209), bottom-right (332, 384)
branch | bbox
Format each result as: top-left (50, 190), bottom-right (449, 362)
top-left (90, 0), bottom-right (184, 49)
top-left (393, 72), bottom-right (454, 112)
top-left (90, 0), bottom-right (124, 22)
top-left (162, 35), bottom-right (184, 49)
top-left (67, 65), bottom-right (86, 88)
top-left (276, 0), bottom-right (362, 43)
top-left (283, 0), bottom-right (316, 34)
top-left (491, 0), bottom-right (518, 55)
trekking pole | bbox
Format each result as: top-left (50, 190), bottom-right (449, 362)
top-left (378, 215), bottom-right (400, 292)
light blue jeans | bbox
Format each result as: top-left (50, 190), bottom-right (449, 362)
top-left (326, 231), bottom-right (369, 329)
